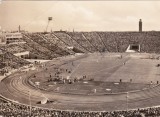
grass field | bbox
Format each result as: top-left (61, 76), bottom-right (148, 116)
top-left (30, 53), bottom-right (160, 94)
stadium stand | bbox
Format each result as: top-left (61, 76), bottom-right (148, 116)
top-left (2, 31), bottom-right (156, 58)
top-left (43, 33), bottom-right (75, 55)
top-left (96, 31), bottom-right (160, 53)
top-left (22, 33), bottom-right (57, 59)
top-left (1, 95), bottom-right (160, 117)
top-left (53, 32), bottom-right (88, 53)
top-left (67, 32), bottom-right (96, 52)
top-left (0, 48), bottom-right (30, 75)
top-left (1, 31), bottom-right (160, 57)
top-left (141, 32), bottom-right (160, 53)
top-left (18, 43), bottom-right (49, 59)
top-left (36, 33), bottom-right (71, 56)
top-left (27, 33), bottom-right (70, 57)
top-left (0, 44), bottom-right (26, 54)
top-left (82, 32), bottom-right (107, 52)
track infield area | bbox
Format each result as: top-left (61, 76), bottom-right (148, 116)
top-left (1, 53), bottom-right (160, 111)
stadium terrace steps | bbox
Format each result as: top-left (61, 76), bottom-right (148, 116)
top-left (32, 33), bottom-right (68, 57)
top-left (82, 32), bottom-right (106, 52)
top-left (141, 33), bottom-right (160, 53)
top-left (67, 32), bottom-right (96, 53)
top-left (51, 33), bottom-right (77, 53)
top-left (22, 34), bottom-right (56, 59)
top-left (19, 31), bottom-right (160, 55)
top-left (37, 33), bottom-right (71, 56)
top-left (53, 32), bottom-right (88, 53)
top-left (1, 44), bottom-right (26, 54)
top-left (40, 33), bottom-right (75, 55)
top-left (24, 33), bottom-right (60, 58)
top-left (97, 32), bottom-right (118, 52)
top-left (81, 33), bottom-right (99, 52)
top-left (5, 31), bottom-right (158, 61)
top-left (0, 49), bottom-right (30, 69)
top-left (18, 43), bottom-right (48, 59)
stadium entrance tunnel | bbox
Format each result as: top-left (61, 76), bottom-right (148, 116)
top-left (126, 44), bottom-right (140, 53)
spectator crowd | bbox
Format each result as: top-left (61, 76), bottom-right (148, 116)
top-left (1, 96), bottom-right (160, 117)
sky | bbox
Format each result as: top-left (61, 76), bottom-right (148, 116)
top-left (0, 1), bottom-right (160, 32)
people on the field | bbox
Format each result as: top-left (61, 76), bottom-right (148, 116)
top-left (123, 62), bottom-right (126, 65)
top-left (120, 79), bottom-right (122, 82)
top-left (130, 79), bottom-right (132, 83)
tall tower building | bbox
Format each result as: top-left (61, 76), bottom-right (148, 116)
top-left (139, 19), bottom-right (142, 32)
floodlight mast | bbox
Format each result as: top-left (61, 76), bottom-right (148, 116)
top-left (46, 17), bottom-right (52, 32)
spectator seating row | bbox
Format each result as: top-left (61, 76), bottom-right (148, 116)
top-left (43, 33), bottom-right (75, 55)
top-left (0, 49), bottom-right (30, 70)
top-left (53, 32), bottom-right (89, 53)
top-left (82, 32), bottom-right (107, 52)
top-left (22, 33), bottom-right (56, 59)
top-left (28, 33), bottom-right (69, 57)
top-left (67, 32), bottom-right (96, 52)
top-left (1, 94), bottom-right (160, 117)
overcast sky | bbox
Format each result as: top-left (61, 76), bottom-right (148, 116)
top-left (0, 1), bottom-right (160, 32)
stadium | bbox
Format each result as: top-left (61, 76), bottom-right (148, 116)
top-left (1, 1), bottom-right (160, 115)
top-left (1, 18), bottom-right (160, 116)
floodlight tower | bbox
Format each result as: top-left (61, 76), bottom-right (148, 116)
top-left (46, 17), bottom-right (52, 32)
